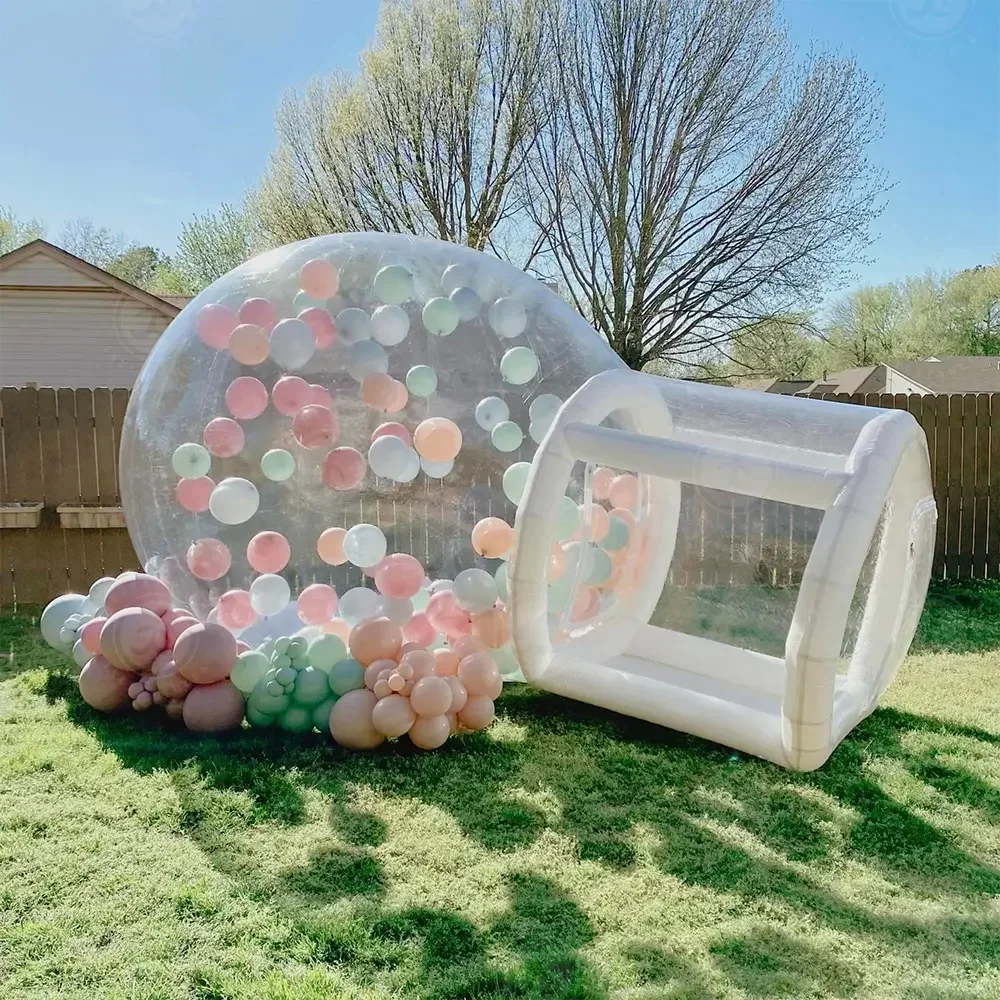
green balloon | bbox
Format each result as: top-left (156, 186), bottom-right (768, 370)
top-left (273, 654), bottom-right (292, 670)
top-left (491, 421), bottom-right (523, 453)
top-left (555, 495), bottom-right (581, 542)
top-left (274, 637), bottom-right (291, 654)
top-left (602, 516), bottom-right (630, 551)
top-left (373, 264), bottom-right (414, 305)
top-left (246, 704), bottom-right (276, 728)
top-left (328, 657), bottom-right (366, 696)
top-left (261, 449), bottom-right (296, 482)
top-left (502, 462), bottom-right (531, 505)
top-left (308, 634), bottom-right (348, 672)
top-left (587, 547), bottom-right (613, 586)
top-left (494, 562), bottom-right (508, 601)
top-left (231, 651), bottom-right (270, 695)
top-left (292, 666), bottom-right (332, 706)
top-left (276, 666), bottom-right (296, 688)
top-left (405, 365), bottom-right (438, 398)
top-left (287, 636), bottom-right (308, 658)
top-left (311, 697), bottom-right (338, 731)
top-left (548, 577), bottom-right (573, 613)
top-left (294, 290), bottom-right (325, 311)
top-left (250, 685), bottom-right (291, 716)
top-left (264, 680), bottom-right (284, 698)
top-left (171, 442), bottom-right (211, 478)
top-left (500, 346), bottom-right (539, 385)
top-left (422, 296), bottom-right (459, 336)
top-left (278, 704), bottom-right (315, 733)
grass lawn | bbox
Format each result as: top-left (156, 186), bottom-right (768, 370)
top-left (1, 580), bottom-right (998, 1000)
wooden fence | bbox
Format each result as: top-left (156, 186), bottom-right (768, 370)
top-left (0, 387), bottom-right (997, 608)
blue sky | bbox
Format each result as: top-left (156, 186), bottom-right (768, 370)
top-left (0, 0), bottom-right (996, 294)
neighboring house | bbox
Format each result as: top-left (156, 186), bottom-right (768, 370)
top-left (0, 239), bottom-right (189, 388)
top-left (755, 357), bottom-right (1000, 396)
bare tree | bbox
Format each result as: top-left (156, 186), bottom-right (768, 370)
top-left (252, 0), bottom-right (550, 261)
top-left (527, 0), bottom-right (887, 369)
top-left (0, 206), bottom-right (43, 255)
top-left (57, 218), bottom-right (129, 268)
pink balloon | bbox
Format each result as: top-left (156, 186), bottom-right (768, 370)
top-left (609, 474), bottom-right (639, 510)
top-left (364, 658), bottom-right (397, 691)
top-left (426, 591), bottom-right (472, 638)
top-left (349, 617), bottom-right (402, 666)
top-left (246, 531), bottom-right (290, 574)
top-left (228, 323), bottom-right (270, 365)
top-left (433, 648), bottom-right (461, 677)
top-left (409, 714), bottom-right (450, 750)
top-left (402, 612), bottom-right (436, 648)
top-left (308, 383), bottom-right (336, 409)
top-left (316, 527), bottom-right (348, 565)
top-left (371, 422), bottom-right (412, 447)
top-left (238, 297), bottom-right (277, 332)
top-left (186, 538), bottom-right (232, 581)
top-left (194, 303), bottom-right (236, 350)
top-left (399, 649), bottom-right (436, 683)
top-left (153, 656), bottom-right (193, 699)
top-left (385, 380), bottom-right (409, 413)
top-left (299, 258), bottom-right (340, 299)
top-left (458, 652), bottom-right (502, 699)
top-left (299, 308), bottom-right (337, 349)
top-left (372, 693), bottom-right (416, 738)
top-left (322, 448), bottom-right (366, 491)
top-left (409, 675), bottom-right (452, 717)
top-left (458, 695), bottom-right (495, 731)
top-left (203, 417), bottom-right (244, 458)
top-left (292, 404), bottom-right (339, 449)
top-left (100, 608), bottom-right (167, 671)
top-left (570, 585), bottom-right (601, 623)
top-left (79, 616), bottom-right (106, 655)
top-left (183, 680), bottom-right (245, 732)
top-left (580, 503), bottom-right (610, 543)
top-left (271, 375), bottom-right (312, 416)
top-left (471, 608), bottom-right (510, 648)
top-left (413, 418), bottom-right (462, 462)
top-left (174, 623), bottom-right (238, 685)
top-left (449, 635), bottom-right (487, 661)
top-left (79, 654), bottom-right (136, 712)
top-left (175, 476), bottom-right (215, 513)
top-left (225, 376), bottom-right (269, 420)
top-left (165, 615), bottom-right (198, 649)
top-left (443, 675), bottom-right (467, 714)
top-left (296, 583), bottom-right (339, 625)
top-left (216, 589), bottom-right (258, 630)
top-left (330, 689), bottom-right (385, 749)
top-left (374, 553), bottom-right (424, 599)
top-left (104, 573), bottom-right (171, 616)
top-left (592, 467), bottom-right (615, 501)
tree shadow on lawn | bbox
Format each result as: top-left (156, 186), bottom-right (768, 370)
top-left (48, 671), bottom-right (1000, 997)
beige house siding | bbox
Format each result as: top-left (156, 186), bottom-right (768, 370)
top-left (0, 252), bottom-right (102, 288)
top-left (883, 367), bottom-right (931, 394)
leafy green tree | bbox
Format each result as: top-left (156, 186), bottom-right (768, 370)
top-left (820, 285), bottom-right (903, 367)
top-left (728, 316), bottom-right (821, 380)
top-left (0, 206), bottom-right (43, 254)
top-left (107, 246), bottom-right (171, 290)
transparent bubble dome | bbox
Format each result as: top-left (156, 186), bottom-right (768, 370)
top-left (120, 233), bottom-right (624, 625)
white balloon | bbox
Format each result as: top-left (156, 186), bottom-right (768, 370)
top-left (249, 574), bottom-right (291, 616)
top-left (72, 639), bottom-right (91, 668)
top-left (475, 396), bottom-right (510, 431)
top-left (339, 587), bottom-right (383, 625)
top-left (488, 297), bottom-right (527, 339)
top-left (368, 435), bottom-right (412, 479)
top-left (528, 393), bottom-right (562, 425)
top-left (395, 447), bottom-right (421, 483)
top-left (346, 340), bottom-right (389, 382)
top-left (336, 307), bottom-right (373, 343)
top-left (420, 457), bottom-right (454, 478)
top-left (343, 523), bottom-right (387, 567)
top-left (453, 568), bottom-right (498, 613)
top-left (441, 263), bottom-right (474, 294)
top-left (39, 593), bottom-right (87, 651)
top-left (209, 477), bottom-right (260, 525)
top-left (371, 304), bottom-right (410, 346)
top-left (378, 596), bottom-right (414, 624)
top-left (269, 318), bottom-right (316, 370)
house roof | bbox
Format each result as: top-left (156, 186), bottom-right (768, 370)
top-left (886, 356), bottom-right (1000, 393)
top-left (0, 239), bottom-right (182, 319)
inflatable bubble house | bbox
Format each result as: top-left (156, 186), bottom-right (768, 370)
top-left (120, 233), bottom-right (625, 649)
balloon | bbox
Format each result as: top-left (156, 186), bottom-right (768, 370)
top-left (79, 617), bottom-right (106, 655)
top-left (433, 648), bottom-right (461, 676)
top-left (249, 575), bottom-right (291, 617)
top-left (422, 296), bottom-right (459, 336)
top-left (269, 318), bottom-right (315, 370)
top-left (458, 695), bottom-right (495, 731)
top-left (347, 340), bottom-right (389, 382)
top-left (471, 517), bottom-right (514, 559)
top-left (453, 569), bottom-right (499, 614)
top-left (349, 617), bottom-right (402, 666)
top-left (308, 634), bottom-right (348, 673)
top-left (225, 376), bottom-right (269, 420)
top-left (339, 587), bottom-right (383, 625)
top-left (443, 675), bottom-right (468, 713)
top-left (500, 346), bottom-right (539, 384)
top-left (209, 478), bottom-right (259, 525)
top-left (409, 714), bottom-right (450, 749)
top-left (292, 404), bottom-right (338, 449)
top-left (297, 584), bottom-right (338, 625)
top-left (343, 523), bottom-right (387, 568)
top-left (426, 591), bottom-right (473, 638)
top-left (186, 538), bottom-right (231, 581)
top-left (372, 421), bottom-right (412, 446)
top-left (328, 656), bottom-right (365, 695)
top-left (374, 553), bottom-right (424, 599)
top-left (555, 496), bottom-right (582, 542)
top-left (299, 257), bottom-right (340, 299)
top-left (100, 608), bottom-right (167, 671)
top-left (298, 307), bottom-right (336, 348)
top-left (488, 297), bottom-right (528, 339)
top-left (247, 531), bottom-right (291, 574)
top-left (402, 612), bottom-right (437, 647)
top-left (175, 476), bottom-right (215, 512)
top-left (316, 527), bottom-right (348, 566)
top-left (165, 614), bottom-right (199, 648)
top-left (291, 665), bottom-right (332, 706)
top-left (471, 608), bottom-right (510, 648)
top-left (217, 590), bottom-right (257, 630)
top-left (40, 593), bottom-right (87, 651)
top-left (174, 622), bottom-right (238, 684)
top-left (409, 676), bottom-right (452, 717)
top-left (420, 457), bottom-right (453, 478)
top-left (372, 304), bottom-right (410, 346)
top-left (373, 264), bottom-right (413, 304)
top-left (271, 375), bottom-right (312, 416)
top-left (330, 689), bottom-right (385, 749)
top-left (491, 421), bottom-right (523, 452)
top-left (183, 680), bottom-right (245, 732)
top-left (260, 448), bottom-right (296, 481)
top-left (104, 573), bottom-right (172, 616)
top-left (603, 514), bottom-right (631, 551)
top-left (413, 418), bottom-right (462, 462)
top-left (322, 447), bottom-right (366, 490)
top-left (336, 307), bottom-right (373, 344)
top-left (195, 303), bottom-right (236, 349)
top-left (88, 576), bottom-right (115, 608)
top-left (171, 442), bottom-right (211, 479)
top-left (203, 417), bottom-right (244, 458)
top-left (405, 365), bottom-right (437, 397)
top-left (372, 694), bottom-right (416, 737)
top-left (502, 462), bottom-right (531, 505)
top-left (231, 650), bottom-right (270, 694)
top-left (609, 474), bottom-right (639, 510)
top-left (79, 655), bottom-right (136, 712)
top-left (239, 297), bottom-right (277, 331)
top-left (458, 652), bottom-right (502, 698)
top-left (449, 286), bottom-right (481, 321)
top-left (229, 324), bottom-right (270, 365)
top-left (368, 435), bottom-right (416, 480)
top-left (475, 396), bottom-right (509, 431)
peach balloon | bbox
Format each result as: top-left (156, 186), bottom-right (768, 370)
top-left (409, 676), bottom-right (452, 717)
top-left (581, 503), bottom-right (610, 543)
top-left (458, 652), bottom-right (502, 699)
top-left (165, 615), bottom-right (199, 649)
top-left (165, 698), bottom-right (186, 719)
top-left (175, 476), bottom-right (214, 513)
top-left (203, 417), bottom-right (244, 458)
top-left (173, 623), bottom-right (238, 684)
top-left (79, 655), bottom-right (136, 712)
top-left (570, 585), bottom-right (600, 623)
top-left (182, 680), bottom-right (245, 732)
top-left (79, 616), bottom-right (106, 655)
top-left (399, 649), bottom-right (436, 682)
top-left (100, 608), bottom-right (167, 671)
top-left (228, 323), bottom-right (270, 365)
top-left (397, 642), bottom-right (423, 659)
top-left (186, 538), bottom-right (232, 581)
top-left (372, 693), bottom-right (416, 738)
top-left (365, 659), bottom-right (398, 691)
top-left (402, 612), bottom-right (436, 648)
top-left (447, 711), bottom-right (460, 733)
top-left (195, 303), bottom-right (236, 349)
top-left (548, 544), bottom-right (567, 581)
top-left (471, 608), bottom-right (510, 648)
top-left (609, 474), bottom-right (639, 510)
top-left (413, 417), bottom-right (462, 462)
top-left (409, 714), bottom-right (450, 749)
top-left (450, 635), bottom-right (487, 660)
top-left (330, 689), bottom-right (385, 749)
top-left (297, 583), bottom-right (338, 625)
top-left (104, 573), bottom-right (171, 616)
top-left (324, 618), bottom-right (353, 641)
top-left (299, 308), bottom-right (336, 349)
top-left (443, 675), bottom-right (468, 714)
top-left (471, 517), bottom-right (515, 558)
top-left (360, 372), bottom-right (397, 411)
top-left (322, 448), bottom-right (366, 490)
top-left (299, 258), bottom-right (340, 299)
top-left (458, 695), bottom-right (495, 731)
top-left (271, 375), bottom-right (312, 416)
top-left (247, 531), bottom-right (290, 574)
top-left (316, 527), bottom-right (348, 565)
top-left (349, 616), bottom-right (402, 665)
top-left (225, 376), bottom-right (269, 419)
top-left (385, 380), bottom-right (408, 413)
top-left (433, 648), bottom-right (461, 676)
top-left (154, 659), bottom-right (193, 700)
top-left (238, 297), bottom-right (277, 332)
top-left (292, 404), bottom-right (339, 449)
top-left (216, 589), bottom-right (257, 630)
top-left (426, 591), bottom-right (473, 638)
top-left (308, 383), bottom-right (336, 408)
top-left (374, 553), bottom-right (424, 599)
top-left (592, 467), bottom-right (615, 501)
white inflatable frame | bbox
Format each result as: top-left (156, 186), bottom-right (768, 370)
top-left (510, 371), bottom-right (936, 771)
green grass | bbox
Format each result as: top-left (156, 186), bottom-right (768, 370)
top-left (1, 582), bottom-right (999, 1000)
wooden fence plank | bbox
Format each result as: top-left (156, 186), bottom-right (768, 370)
top-left (93, 388), bottom-right (123, 571)
top-left (958, 395), bottom-right (977, 578)
top-left (991, 394), bottom-right (1000, 580)
top-left (946, 395), bottom-right (964, 579)
top-left (37, 388), bottom-right (66, 599)
top-left (74, 389), bottom-right (106, 584)
top-left (932, 394), bottom-right (951, 577)
top-left (55, 389), bottom-right (88, 595)
top-left (973, 394), bottom-right (991, 579)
